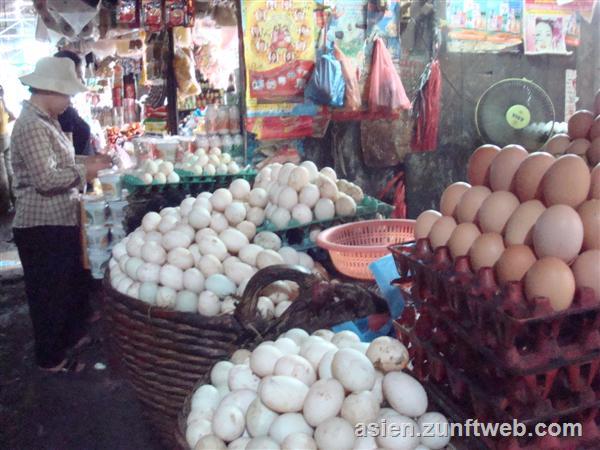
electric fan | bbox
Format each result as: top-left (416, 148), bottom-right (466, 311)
top-left (475, 78), bottom-right (556, 151)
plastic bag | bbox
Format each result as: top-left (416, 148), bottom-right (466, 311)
top-left (305, 53), bottom-right (345, 107)
top-left (174, 47), bottom-right (201, 97)
top-left (333, 44), bottom-right (361, 111)
top-left (368, 38), bottom-right (411, 112)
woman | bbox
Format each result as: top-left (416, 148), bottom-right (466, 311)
top-left (11, 56), bottom-right (111, 372)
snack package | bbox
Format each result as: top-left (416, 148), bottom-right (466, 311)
top-left (141, 0), bottom-right (163, 32)
top-left (165, 0), bottom-right (194, 28)
top-left (174, 47), bottom-right (201, 97)
top-left (116, 0), bottom-right (139, 28)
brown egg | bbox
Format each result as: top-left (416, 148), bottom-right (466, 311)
top-left (440, 182), bottom-right (471, 216)
top-left (455, 186), bottom-right (492, 223)
top-left (504, 200), bottom-right (546, 246)
top-left (587, 138), bottom-right (600, 166)
top-left (467, 145), bottom-right (500, 186)
top-left (428, 216), bottom-right (457, 249)
top-left (513, 152), bottom-right (554, 202)
top-left (477, 191), bottom-right (520, 234)
top-left (469, 232), bottom-right (505, 272)
top-left (572, 250), bottom-right (600, 300)
top-left (489, 145), bottom-right (528, 192)
top-left (566, 138), bottom-right (591, 158)
top-left (590, 116), bottom-right (600, 141)
top-left (448, 222), bottom-right (481, 260)
top-left (545, 133), bottom-right (571, 155)
top-left (591, 164), bottom-right (600, 199)
top-left (495, 245), bottom-right (537, 285)
top-left (542, 155), bottom-right (591, 208)
top-left (415, 210), bottom-right (442, 239)
top-left (533, 205), bottom-right (584, 263)
top-left (577, 200), bottom-right (600, 250)
top-left (525, 257), bottom-right (575, 311)
top-left (568, 110), bottom-right (594, 139)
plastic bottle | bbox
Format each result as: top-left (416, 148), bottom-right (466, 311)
top-left (217, 106), bottom-right (230, 134)
top-left (205, 105), bottom-right (218, 134)
top-left (228, 105), bottom-right (240, 133)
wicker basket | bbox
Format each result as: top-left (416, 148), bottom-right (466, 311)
top-left (317, 219), bottom-right (415, 280)
top-left (103, 265), bottom-right (389, 447)
top-left (175, 277), bottom-right (391, 449)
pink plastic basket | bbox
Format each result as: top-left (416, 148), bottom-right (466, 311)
top-left (317, 219), bottom-right (415, 280)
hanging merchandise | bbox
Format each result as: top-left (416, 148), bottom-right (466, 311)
top-left (173, 48), bottom-right (201, 97)
top-left (165, 0), bottom-right (195, 28)
top-left (141, 0), bottom-right (164, 32)
top-left (304, 52), bottom-right (345, 107)
top-left (367, 38), bottom-right (411, 113)
top-left (116, 0), bottom-right (140, 28)
top-left (333, 44), bottom-right (361, 111)
top-left (411, 58), bottom-right (441, 152)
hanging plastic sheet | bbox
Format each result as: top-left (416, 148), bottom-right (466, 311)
top-left (333, 44), bottom-right (361, 111)
top-left (304, 52), bottom-right (345, 108)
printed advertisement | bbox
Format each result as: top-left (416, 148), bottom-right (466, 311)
top-left (241, 0), bottom-right (317, 104)
top-left (445, 0), bottom-right (523, 53)
top-left (523, 0), bottom-right (592, 54)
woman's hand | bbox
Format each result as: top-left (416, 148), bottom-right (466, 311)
top-left (84, 154), bottom-right (112, 181)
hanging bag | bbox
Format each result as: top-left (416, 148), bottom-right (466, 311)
top-left (305, 52), bottom-right (346, 107)
top-left (368, 38), bottom-right (411, 113)
top-left (333, 44), bottom-right (361, 111)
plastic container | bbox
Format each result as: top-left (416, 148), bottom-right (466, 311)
top-left (155, 139), bottom-right (179, 162)
top-left (83, 196), bottom-right (107, 225)
top-left (89, 248), bottom-right (111, 280)
top-left (110, 224), bottom-right (126, 244)
top-left (317, 219), bottom-right (414, 280)
top-left (205, 105), bottom-right (217, 134)
top-left (217, 106), bottom-right (230, 134)
top-left (108, 200), bottom-right (128, 225)
top-left (86, 225), bottom-right (110, 249)
top-left (97, 170), bottom-right (122, 201)
top-left (228, 105), bottom-right (240, 133)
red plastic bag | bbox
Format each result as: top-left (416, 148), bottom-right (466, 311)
top-left (368, 38), bottom-right (411, 113)
top-left (333, 44), bottom-right (361, 111)
top-left (379, 171), bottom-right (407, 219)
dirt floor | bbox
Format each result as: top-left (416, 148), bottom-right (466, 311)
top-left (0, 213), bottom-right (162, 450)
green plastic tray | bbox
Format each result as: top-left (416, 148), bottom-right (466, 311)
top-left (257, 196), bottom-right (394, 250)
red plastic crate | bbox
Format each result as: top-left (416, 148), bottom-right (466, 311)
top-left (389, 240), bottom-right (600, 374)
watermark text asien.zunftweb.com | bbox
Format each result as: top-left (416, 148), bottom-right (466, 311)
top-left (355, 418), bottom-right (583, 439)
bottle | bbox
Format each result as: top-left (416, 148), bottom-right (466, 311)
top-left (228, 105), bottom-right (240, 133)
top-left (206, 104), bottom-right (217, 134)
top-left (217, 106), bottom-right (229, 134)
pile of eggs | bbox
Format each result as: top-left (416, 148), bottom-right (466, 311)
top-left (544, 105), bottom-right (600, 166)
top-left (132, 159), bottom-right (181, 185)
top-left (108, 177), bottom-right (316, 317)
top-left (130, 147), bottom-right (241, 185)
top-left (253, 162), bottom-right (365, 229)
top-left (415, 137), bottom-right (599, 312)
top-left (186, 329), bottom-right (451, 450)
top-left (176, 147), bottom-right (241, 176)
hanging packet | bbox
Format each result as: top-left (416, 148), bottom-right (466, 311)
top-left (368, 38), bottom-right (411, 113)
top-left (333, 44), bottom-right (361, 111)
top-left (304, 52), bottom-right (345, 108)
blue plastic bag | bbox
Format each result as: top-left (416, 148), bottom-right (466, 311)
top-left (332, 254), bottom-right (405, 342)
top-left (305, 53), bottom-right (345, 107)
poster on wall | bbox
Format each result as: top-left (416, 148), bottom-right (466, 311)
top-left (241, 0), bottom-right (317, 105)
top-left (445, 0), bottom-right (523, 53)
top-left (523, 0), bottom-right (590, 54)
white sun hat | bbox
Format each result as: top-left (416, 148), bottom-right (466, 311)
top-left (19, 56), bottom-right (87, 96)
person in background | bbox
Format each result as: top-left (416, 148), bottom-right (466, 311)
top-left (54, 50), bottom-right (94, 156)
top-left (10, 56), bottom-right (111, 373)
top-left (0, 84), bottom-right (16, 212)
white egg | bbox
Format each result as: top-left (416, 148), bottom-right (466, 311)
top-left (224, 202), bottom-right (247, 226)
top-left (383, 371), bottom-right (428, 417)
top-left (291, 204), bottom-right (313, 225)
top-left (198, 290), bottom-right (221, 316)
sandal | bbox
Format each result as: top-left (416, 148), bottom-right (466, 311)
top-left (39, 356), bottom-right (86, 374)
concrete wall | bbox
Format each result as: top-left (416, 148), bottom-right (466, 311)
top-left (306, 4), bottom-right (599, 219)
